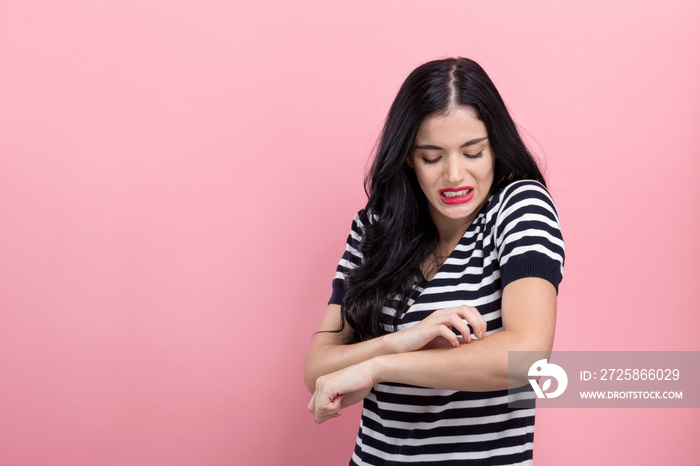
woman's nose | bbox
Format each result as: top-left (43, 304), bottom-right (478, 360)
top-left (444, 154), bottom-right (463, 183)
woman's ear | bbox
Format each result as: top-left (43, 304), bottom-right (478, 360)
top-left (406, 155), bottom-right (414, 168)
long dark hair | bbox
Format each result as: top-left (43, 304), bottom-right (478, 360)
top-left (342, 57), bottom-right (545, 344)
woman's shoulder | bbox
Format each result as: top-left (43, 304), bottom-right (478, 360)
top-left (491, 180), bottom-right (558, 213)
top-left (483, 179), bottom-right (561, 228)
top-left (342, 208), bottom-right (378, 242)
top-left (497, 179), bottom-right (551, 200)
top-left (348, 207), bottom-right (379, 228)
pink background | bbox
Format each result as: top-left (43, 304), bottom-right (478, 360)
top-left (1, 1), bottom-right (698, 465)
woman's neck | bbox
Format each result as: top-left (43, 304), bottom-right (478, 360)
top-left (421, 225), bottom-right (467, 282)
top-left (434, 218), bottom-right (471, 249)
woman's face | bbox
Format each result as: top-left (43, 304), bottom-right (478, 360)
top-left (408, 106), bottom-right (495, 235)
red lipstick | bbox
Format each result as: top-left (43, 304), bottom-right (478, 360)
top-left (439, 186), bottom-right (474, 204)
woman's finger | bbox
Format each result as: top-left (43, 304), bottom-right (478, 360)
top-left (446, 313), bottom-right (473, 343)
top-left (458, 306), bottom-right (487, 340)
top-left (309, 387), bottom-right (344, 423)
top-left (314, 410), bottom-right (342, 425)
top-left (436, 325), bottom-right (460, 347)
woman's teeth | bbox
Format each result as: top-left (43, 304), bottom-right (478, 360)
top-left (443, 190), bottom-right (470, 198)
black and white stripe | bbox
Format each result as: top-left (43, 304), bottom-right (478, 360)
top-left (329, 180), bottom-right (565, 465)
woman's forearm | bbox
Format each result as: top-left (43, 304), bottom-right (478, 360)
top-left (367, 278), bottom-right (558, 392)
top-left (307, 329), bottom-right (549, 424)
top-left (304, 308), bottom-right (486, 393)
top-left (305, 304), bottom-right (402, 394)
top-left (305, 304), bottom-right (489, 394)
top-left (304, 333), bottom-right (398, 393)
top-left (369, 329), bottom-right (548, 392)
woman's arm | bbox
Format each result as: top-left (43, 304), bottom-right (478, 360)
top-left (308, 277), bottom-right (556, 423)
top-left (303, 304), bottom-right (394, 394)
top-left (373, 277), bottom-right (556, 390)
top-left (304, 303), bottom-right (487, 394)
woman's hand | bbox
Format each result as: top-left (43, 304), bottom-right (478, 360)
top-left (385, 305), bottom-right (487, 353)
top-left (307, 361), bottom-right (377, 425)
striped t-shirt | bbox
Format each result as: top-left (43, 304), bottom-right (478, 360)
top-left (329, 180), bottom-right (565, 465)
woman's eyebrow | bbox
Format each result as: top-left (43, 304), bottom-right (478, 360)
top-left (414, 137), bottom-right (488, 150)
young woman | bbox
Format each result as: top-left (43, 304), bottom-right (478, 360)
top-left (304, 57), bottom-right (565, 465)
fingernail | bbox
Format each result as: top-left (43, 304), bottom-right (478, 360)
top-left (314, 420), bottom-right (320, 425)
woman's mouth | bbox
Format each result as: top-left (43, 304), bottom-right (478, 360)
top-left (440, 186), bottom-right (474, 204)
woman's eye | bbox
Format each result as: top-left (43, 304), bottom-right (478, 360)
top-left (465, 151), bottom-right (483, 159)
top-left (421, 157), bottom-right (441, 165)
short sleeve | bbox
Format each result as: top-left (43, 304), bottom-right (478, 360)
top-left (328, 210), bottom-right (366, 305)
top-left (494, 181), bottom-right (565, 292)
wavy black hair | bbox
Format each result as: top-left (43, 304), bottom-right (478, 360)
top-left (341, 58), bottom-right (546, 344)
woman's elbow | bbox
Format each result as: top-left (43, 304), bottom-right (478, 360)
top-left (304, 353), bottom-right (322, 394)
top-left (505, 333), bottom-right (554, 386)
